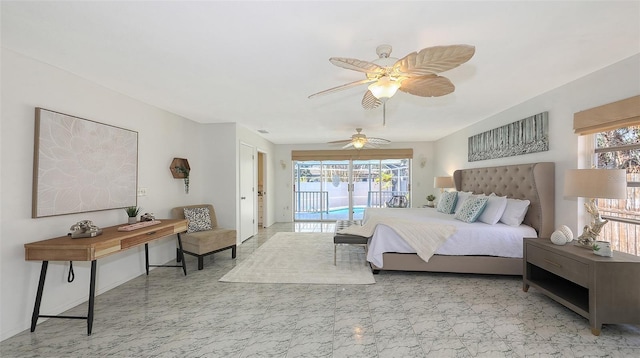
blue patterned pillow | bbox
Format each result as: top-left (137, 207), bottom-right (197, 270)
top-left (455, 196), bottom-right (489, 223)
top-left (183, 207), bottom-right (212, 233)
top-left (436, 191), bottom-right (458, 214)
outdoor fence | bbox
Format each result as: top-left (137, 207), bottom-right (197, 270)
top-left (367, 191), bottom-right (409, 208)
top-left (294, 191), bottom-right (329, 213)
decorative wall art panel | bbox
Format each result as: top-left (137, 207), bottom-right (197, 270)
top-left (468, 112), bottom-right (549, 162)
top-left (33, 108), bottom-right (138, 217)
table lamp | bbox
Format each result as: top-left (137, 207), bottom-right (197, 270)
top-left (563, 169), bottom-right (627, 248)
top-left (434, 176), bottom-right (455, 193)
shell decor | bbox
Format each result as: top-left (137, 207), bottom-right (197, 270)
top-left (550, 225), bottom-right (574, 245)
top-left (558, 225), bottom-right (574, 242)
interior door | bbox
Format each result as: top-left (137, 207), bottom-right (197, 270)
top-left (239, 143), bottom-right (255, 242)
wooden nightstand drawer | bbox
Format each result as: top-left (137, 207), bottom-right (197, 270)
top-left (527, 244), bottom-right (589, 287)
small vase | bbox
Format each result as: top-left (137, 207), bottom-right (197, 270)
top-left (593, 241), bottom-right (613, 257)
top-left (128, 217), bottom-right (137, 224)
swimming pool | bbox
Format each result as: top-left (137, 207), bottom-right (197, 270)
top-left (295, 207), bottom-right (366, 221)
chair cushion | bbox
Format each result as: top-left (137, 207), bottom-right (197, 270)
top-left (183, 207), bottom-right (212, 233)
top-left (181, 228), bottom-right (236, 254)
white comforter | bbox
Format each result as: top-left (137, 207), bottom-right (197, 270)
top-left (363, 208), bottom-right (538, 268)
top-left (338, 215), bottom-right (456, 265)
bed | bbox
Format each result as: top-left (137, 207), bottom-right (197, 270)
top-left (365, 162), bottom-right (555, 275)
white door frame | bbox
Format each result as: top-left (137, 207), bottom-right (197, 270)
top-left (257, 149), bottom-right (268, 228)
top-left (239, 142), bottom-right (256, 242)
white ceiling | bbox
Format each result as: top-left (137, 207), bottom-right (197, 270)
top-left (2, 1), bottom-right (639, 144)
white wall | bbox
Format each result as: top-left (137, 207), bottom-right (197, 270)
top-left (199, 123), bottom-right (237, 230)
top-left (434, 54), bottom-right (640, 235)
top-left (0, 50), bottom-right (277, 341)
top-left (273, 141), bottom-right (436, 221)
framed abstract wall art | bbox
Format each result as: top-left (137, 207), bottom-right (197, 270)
top-left (468, 111), bottom-right (549, 162)
top-left (32, 108), bottom-right (138, 218)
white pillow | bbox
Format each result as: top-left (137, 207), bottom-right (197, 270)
top-left (500, 198), bottom-right (530, 226)
top-left (477, 194), bottom-right (508, 225)
top-left (453, 191), bottom-right (474, 213)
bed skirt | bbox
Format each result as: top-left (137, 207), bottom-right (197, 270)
top-left (368, 251), bottom-right (523, 276)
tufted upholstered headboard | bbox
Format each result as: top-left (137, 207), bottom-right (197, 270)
top-left (453, 162), bottom-right (555, 238)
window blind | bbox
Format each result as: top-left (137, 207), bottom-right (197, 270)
top-left (291, 149), bottom-right (413, 161)
top-left (573, 95), bottom-right (640, 135)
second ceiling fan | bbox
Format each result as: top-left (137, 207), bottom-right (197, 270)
top-left (309, 43), bottom-right (475, 109)
top-left (328, 128), bottom-right (390, 149)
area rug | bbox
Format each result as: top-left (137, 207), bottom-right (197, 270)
top-left (219, 232), bottom-right (375, 284)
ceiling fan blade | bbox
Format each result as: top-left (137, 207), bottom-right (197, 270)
top-left (329, 57), bottom-right (385, 74)
top-left (328, 139), bottom-right (352, 144)
top-left (308, 78), bottom-right (375, 99)
top-left (342, 142), bottom-right (355, 149)
top-left (399, 75), bottom-right (455, 97)
top-left (393, 44), bottom-right (475, 76)
top-left (367, 137), bottom-right (391, 145)
top-left (361, 90), bottom-right (382, 109)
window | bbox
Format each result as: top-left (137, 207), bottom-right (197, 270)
top-left (593, 125), bottom-right (640, 255)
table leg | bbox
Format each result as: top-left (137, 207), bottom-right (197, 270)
top-left (145, 243), bottom-right (149, 275)
top-left (87, 260), bottom-right (97, 336)
top-left (176, 233), bottom-right (187, 276)
top-left (30, 261), bottom-right (49, 332)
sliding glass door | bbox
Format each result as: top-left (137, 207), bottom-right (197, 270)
top-left (293, 161), bottom-right (349, 221)
top-left (294, 158), bottom-right (410, 221)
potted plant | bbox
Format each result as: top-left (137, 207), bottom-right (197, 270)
top-left (124, 206), bottom-right (141, 224)
top-left (426, 194), bottom-right (436, 207)
top-left (174, 166), bottom-right (190, 194)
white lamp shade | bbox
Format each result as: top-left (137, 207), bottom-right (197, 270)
top-left (434, 176), bottom-right (454, 189)
top-left (368, 77), bottom-right (401, 99)
top-left (564, 169), bottom-right (627, 199)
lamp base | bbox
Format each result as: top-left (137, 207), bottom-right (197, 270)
top-left (574, 198), bottom-right (610, 249)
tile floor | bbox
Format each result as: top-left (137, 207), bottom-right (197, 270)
top-left (1, 222), bottom-right (639, 357)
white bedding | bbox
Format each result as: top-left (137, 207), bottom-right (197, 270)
top-left (364, 208), bottom-right (537, 268)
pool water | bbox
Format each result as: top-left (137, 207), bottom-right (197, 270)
top-left (295, 207), bottom-right (366, 221)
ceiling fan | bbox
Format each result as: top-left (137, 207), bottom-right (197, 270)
top-left (308, 43), bottom-right (475, 114)
top-left (328, 128), bottom-right (390, 149)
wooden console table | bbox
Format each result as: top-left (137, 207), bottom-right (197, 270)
top-left (523, 238), bottom-right (640, 335)
top-left (24, 219), bottom-right (188, 335)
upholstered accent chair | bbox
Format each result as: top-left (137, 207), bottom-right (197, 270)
top-left (171, 204), bottom-right (236, 270)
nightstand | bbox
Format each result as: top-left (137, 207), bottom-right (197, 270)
top-left (523, 238), bottom-right (640, 335)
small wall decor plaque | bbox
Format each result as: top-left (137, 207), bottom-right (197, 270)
top-left (468, 112), bottom-right (548, 162)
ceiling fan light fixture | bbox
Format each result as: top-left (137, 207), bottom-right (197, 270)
top-left (352, 138), bottom-right (366, 149)
top-left (368, 76), bottom-right (401, 100)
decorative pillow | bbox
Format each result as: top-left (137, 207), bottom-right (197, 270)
top-left (500, 198), bottom-right (531, 226)
top-left (454, 191), bottom-right (474, 213)
top-left (183, 207), bottom-right (212, 233)
top-left (436, 191), bottom-right (458, 214)
top-left (477, 194), bottom-right (508, 225)
top-left (454, 196), bottom-right (489, 223)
